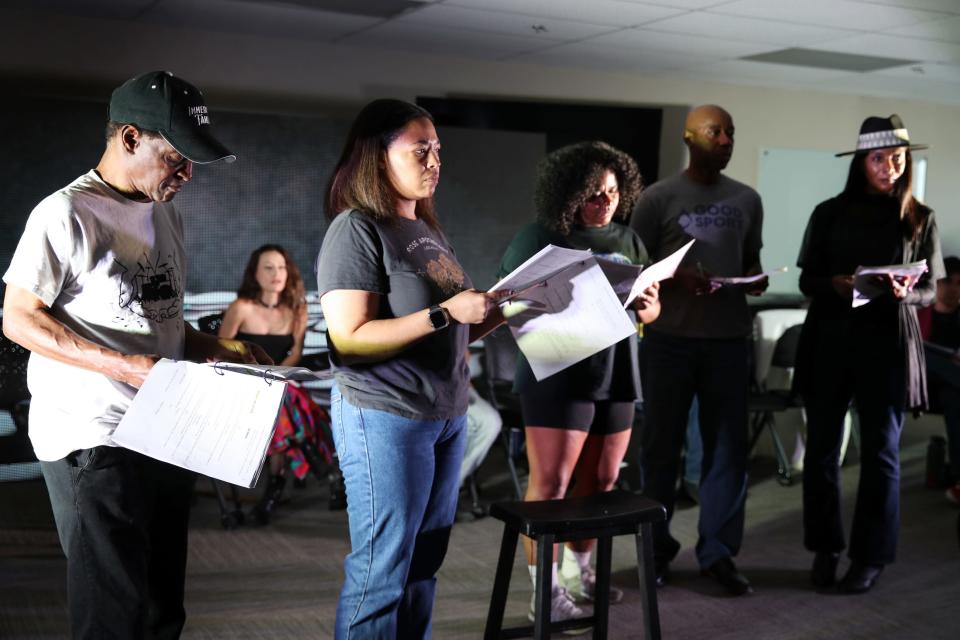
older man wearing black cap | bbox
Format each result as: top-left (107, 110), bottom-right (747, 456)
top-left (2, 71), bottom-right (267, 638)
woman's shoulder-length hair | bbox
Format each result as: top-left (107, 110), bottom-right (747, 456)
top-left (325, 98), bottom-right (439, 229)
top-left (236, 243), bottom-right (305, 312)
top-left (534, 141), bottom-right (643, 236)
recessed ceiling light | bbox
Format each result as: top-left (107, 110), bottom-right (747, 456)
top-left (741, 48), bottom-right (916, 72)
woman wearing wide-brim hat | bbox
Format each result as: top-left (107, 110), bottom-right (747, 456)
top-left (794, 114), bottom-right (944, 594)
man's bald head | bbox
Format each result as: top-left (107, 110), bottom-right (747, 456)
top-left (683, 104), bottom-right (735, 175)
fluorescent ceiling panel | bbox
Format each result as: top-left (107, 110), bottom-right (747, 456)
top-left (742, 47), bottom-right (916, 71)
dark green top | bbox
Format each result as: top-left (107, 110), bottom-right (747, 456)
top-left (498, 222), bottom-right (648, 401)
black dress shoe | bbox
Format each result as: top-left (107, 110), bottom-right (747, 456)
top-left (838, 562), bottom-right (883, 594)
top-left (811, 552), bottom-right (840, 588)
top-left (702, 558), bottom-right (753, 596)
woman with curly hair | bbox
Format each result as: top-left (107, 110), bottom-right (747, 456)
top-left (498, 141), bottom-right (661, 623)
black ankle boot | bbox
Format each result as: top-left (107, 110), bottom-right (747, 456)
top-left (252, 474), bottom-right (286, 525)
top-left (811, 552), bottom-right (840, 588)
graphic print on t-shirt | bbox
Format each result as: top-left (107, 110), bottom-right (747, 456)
top-left (677, 201), bottom-right (745, 241)
top-left (115, 251), bottom-right (183, 325)
top-left (594, 251), bottom-right (632, 265)
top-left (408, 235), bottom-right (466, 297)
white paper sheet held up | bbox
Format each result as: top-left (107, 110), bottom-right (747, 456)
top-left (852, 260), bottom-right (927, 308)
top-left (619, 239), bottom-right (695, 307)
top-left (112, 359), bottom-right (285, 487)
top-left (490, 244), bottom-right (593, 294)
top-left (495, 256), bottom-right (637, 381)
top-left (709, 266), bottom-right (787, 288)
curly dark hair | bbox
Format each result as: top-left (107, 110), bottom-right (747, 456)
top-left (534, 141), bottom-right (643, 236)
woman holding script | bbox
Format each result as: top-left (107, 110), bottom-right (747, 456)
top-left (796, 115), bottom-right (944, 594)
top-left (315, 99), bottom-right (505, 639)
top-left (498, 141), bottom-right (660, 623)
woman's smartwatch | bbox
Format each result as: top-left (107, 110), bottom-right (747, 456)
top-left (427, 305), bottom-right (450, 331)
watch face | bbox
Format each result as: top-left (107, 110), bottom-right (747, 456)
top-left (429, 306), bottom-right (449, 330)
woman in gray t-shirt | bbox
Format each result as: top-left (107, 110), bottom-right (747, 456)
top-left (315, 99), bottom-right (505, 639)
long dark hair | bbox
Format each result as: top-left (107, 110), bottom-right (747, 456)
top-left (534, 141), bottom-right (643, 236)
top-left (843, 148), bottom-right (923, 240)
top-left (236, 244), bottom-right (305, 313)
top-left (326, 99), bottom-right (439, 228)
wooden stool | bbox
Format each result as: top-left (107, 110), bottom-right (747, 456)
top-left (484, 489), bottom-right (666, 640)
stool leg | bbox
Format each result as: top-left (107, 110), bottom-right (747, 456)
top-left (535, 533), bottom-right (554, 640)
top-left (635, 523), bottom-right (662, 640)
top-left (485, 526), bottom-right (521, 640)
top-left (593, 536), bottom-right (612, 640)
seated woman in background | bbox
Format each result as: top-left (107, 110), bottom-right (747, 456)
top-left (220, 244), bottom-right (337, 523)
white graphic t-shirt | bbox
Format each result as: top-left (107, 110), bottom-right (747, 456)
top-left (3, 170), bottom-right (186, 461)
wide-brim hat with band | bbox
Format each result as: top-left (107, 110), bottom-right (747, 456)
top-left (835, 113), bottom-right (928, 157)
top-left (109, 71), bottom-right (235, 164)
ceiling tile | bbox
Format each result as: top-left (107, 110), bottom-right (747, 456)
top-left (710, 0), bottom-right (946, 31)
top-left (142, 0), bottom-right (377, 41)
top-left (857, 0), bottom-right (960, 14)
top-left (871, 61), bottom-right (960, 82)
top-left (512, 40), bottom-right (710, 73)
top-left (584, 27), bottom-right (774, 58)
top-left (640, 11), bottom-right (859, 45)
top-left (394, 4), bottom-right (614, 40)
top-left (443, 0), bottom-right (683, 28)
top-left (886, 15), bottom-right (960, 42)
top-left (673, 58), bottom-right (857, 83)
top-left (818, 32), bottom-right (960, 63)
top-left (339, 20), bottom-right (552, 59)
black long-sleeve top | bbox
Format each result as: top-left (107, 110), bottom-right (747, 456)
top-left (795, 192), bottom-right (944, 408)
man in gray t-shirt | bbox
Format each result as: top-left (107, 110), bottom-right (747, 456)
top-left (630, 104), bottom-right (766, 596)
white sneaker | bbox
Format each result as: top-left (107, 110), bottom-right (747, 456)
top-left (576, 565), bottom-right (624, 604)
top-left (527, 587), bottom-right (590, 634)
top-left (560, 562), bottom-right (624, 605)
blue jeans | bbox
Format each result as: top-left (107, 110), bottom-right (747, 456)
top-left (330, 385), bottom-right (466, 639)
top-left (639, 331), bottom-right (749, 569)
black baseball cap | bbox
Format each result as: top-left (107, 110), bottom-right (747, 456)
top-left (109, 71), bottom-right (235, 164)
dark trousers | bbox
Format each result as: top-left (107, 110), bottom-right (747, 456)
top-left (639, 331), bottom-right (749, 569)
top-left (41, 446), bottom-right (197, 640)
top-left (802, 340), bottom-right (904, 565)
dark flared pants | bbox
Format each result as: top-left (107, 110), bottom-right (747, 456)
top-left (802, 338), bottom-right (905, 565)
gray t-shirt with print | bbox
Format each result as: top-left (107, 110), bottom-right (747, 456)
top-left (315, 210), bottom-right (472, 420)
top-left (630, 172), bottom-right (763, 339)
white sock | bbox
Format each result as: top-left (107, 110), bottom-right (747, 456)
top-left (528, 563), bottom-right (561, 593)
top-left (571, 549), bottom-right (592, 572)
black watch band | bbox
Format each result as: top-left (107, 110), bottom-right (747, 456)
top-left (427, 305), bottom-right (450, 331)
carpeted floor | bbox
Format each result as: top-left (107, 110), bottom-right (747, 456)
top-left (1, 414), bottom-right (958, 639)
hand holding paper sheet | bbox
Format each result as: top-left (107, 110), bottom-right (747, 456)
top-left (852, 260), bottom-right (927, 308)
top-left (709, 266), bottom-right (787, 289)
top-left (112, 359), bottom-right (288, 487)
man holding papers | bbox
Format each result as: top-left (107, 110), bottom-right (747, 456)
top-left (630, 105), bottom-right (766, 596)
top-left (499, 141), bottom-right (660, 624)
top-left (2, 72), bottom-right (264, 638)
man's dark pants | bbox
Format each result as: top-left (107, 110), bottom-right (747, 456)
top-left (639, 330), bottom-right (750, 569)
top-left (41, 445), bottom-right (197, 639)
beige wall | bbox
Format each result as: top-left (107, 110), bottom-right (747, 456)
top-left (3, 9), bottom-right (958, 254)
